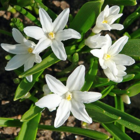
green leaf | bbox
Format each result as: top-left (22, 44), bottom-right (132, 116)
top-left (70, 0), bottom-right (104, 33)
top-left (17, 113), bottom-right (41, 140)
top-left (81, 58), bottom-right (98, 91)
top-left (102, 123), bottom-right (132, 140)
top-left (19, 45), bottom-right (76, 77)
top-left (121, 39), bottom-right (140, 60)
top-left (0, 117), bottom-right (22, 127)
top-left (21, 105), bottom-right (44, 122)
top-left (14, 70), bottom-right (43, 101)
top-left (94, 101), bottom-right (140, 133)
top-left (39, 125), bottom-right (109, 140)
top-left (104, 0), bottom-right (137, 6)
top-left (86, 104), bottom-right (119, 123)
top-left (14, 5), bottom-right (41, 26)
top-left (127, 82), bottom-right (140, 97)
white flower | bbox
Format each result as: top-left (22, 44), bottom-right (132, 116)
top-left (121, 94), bottom-right (131, 104)
top-left (90, 35), bottom-right (135, 82)
top-left (43, 84), bottom-right (51, 96)
top-left (35, 65), bottom-right (102, 128)
top-left (85, 34), bottom-right (109, 49)
top-left (92, 5), bottom-right (124, 34)
top-left (1, 28), bottom-right (42, 82)
top-left (24, 8), bottom-right (81, 60)
top-left (104, 65), bottom-right (126, 83)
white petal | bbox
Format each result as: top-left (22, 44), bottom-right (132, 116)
top-left (73, 91), bottom-right (101, 103)
top-left (102, 23), bottom-right (112, 31)
top-left (26, 75), bottom-right (33, 82)
top-left (71, 99), bottom-right (92, 123)
top-left (56, 29), bottom-right (81, 41)
top-left (109, 5), bottom-right (120, 15)
top-left (12, 28), bottom-right (26, 44)
top-left (112, 54), bottom-right (135, 66)
top-left (106, 14), bottom-right (122, 24)
top-left (5, 54), bottom-right (30, 71)
top-left (33, 38), bottom-right (51, 54)
top-left (92, 26), bottom-right (102, 34)
top-left (54, 99), bottom-right (71, 128)
top-left (39, 8), bottom-right (52, 32)
top-left (90, 49), bottom-right (104, 58)
top-left (35, 94), bottom-right (62, 109)
top-left (66, 65), bottom-right (85, 91)
top-left (105, 60), bottom-right (118, 75)
top-left (34, 54), bottom-right (42, 63)
top-left (51, 40), bottom-right (67, 60)
top-left (24, 26), bottom-right (45, 40)
top-left (121, 94), bottom-right (131, 104)
top-left (108, 36), bottom-right (128, 55)
top-left (1, 43), bottom-right (28, 54)
top-left (24, 55), bottom-right (35, 71)
top-left (45, 74), bottom-right (68, 95)
top-left (53, 8), bottom-right (70, 33)
top-left (111, 24), bottom-right (124, 30)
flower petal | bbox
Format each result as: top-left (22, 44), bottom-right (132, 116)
top-left (53, 8), bottom-right (70, 33)
top-left (26, 75), bottom-right (33, 82)
top-left (45, 74), bottom-right (68, 95)
top-left (112, 54), bottom-right (135, 66)
top-left (111, 24), bottom-right (124, 30)
top-left (54, 99), bottom-right (71, 128)
top-left (107, 14), bottom-right (122, 24)
top-left (33, 38), bottom-right (51, 54)
top-left (66, 65), bottom-right (85, 91)
top-left (56, 29), bottom-right (81, 41)
top-left (108, 36), bottom-right (128, 55)
top-left (51, 40), bottom-right (67, 60)
top-left (39, 8), bottom-right (52, 32)
top-left (35, 94), bottom-right (62, 109)
top-left (92, 26), bottom-right (102, 34)
top-left (73, 91), bottom-right (102, 103)
top-left (109, 5), bottom-right (120, 15)
top-left (43, 84), bottom-right (51, 95)
top-left (12, 28), bottom-right (26, 44)
top-left (1, 43), bottom-right (28, 54)
top-left (105, 60), bottom-right (118, 75)
top-left (24, 26), bottom-right (45, 40)
top-left (71, 99), bottom-right (92, 123)
top-left (24, 55), bottom-right (35, 71)
top-left (5, 54), bottom-right (30, 71)
top-left (90, 49), bottom-right (104, 58)
top-left (34, 54), bottom-right (42, 63)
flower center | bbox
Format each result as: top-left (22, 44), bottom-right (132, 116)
top-left (48, 32), bottom-right (55, 40)
top-left (102, 20), bottom-right (108, 24)
top-left (27, 47), bottom-right (33, 53)
top-left (66, 92), bottom-right (72, 101)
top-left (104, 54), bottom-right (111, 60)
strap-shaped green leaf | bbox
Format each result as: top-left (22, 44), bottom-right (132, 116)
top-left (14, 70), bottom-right (43, 101)
top-left (127, 82), bottom-right (140, 97)
top-left (94, 101), bottom-right (140, 133)
top-left (86, 104), bottom-right (119, 123)
top-left (17, 113), bottom-right (41, 140)
top-left (102, 123), bottom-right (132, 140)
top-left (39, 125), bottom-right (109, 140)
top-left (81, 58), bottom-right (98, 91)
top-left (104, 0), bottom-right (137, 6)
top-left (121, 39), bottom-right (140, 60)
top-left (70, 0), bottom-right (104, 33)
top-left (19, 45), bottom-right (76, 77)
top-left (21, 105), bottom-right (44, 122)
top-left (14, 5), bottom-right (41, 26)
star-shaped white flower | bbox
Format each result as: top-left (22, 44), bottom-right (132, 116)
top-left (24, 8), bottom-right (81, 60)
top-left (35, 65), bottom-right (102, 128)
top-left (92, 5), bottom-right (124, 34)
top-left (85, 34), bottom-right (109, 49)
top-left (1, 28), bottom-right (42, 82)
top-left (90, 35), bottom-right (135, 82)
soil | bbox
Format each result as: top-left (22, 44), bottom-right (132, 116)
top-left (0, 0), bottom-right (140, 139)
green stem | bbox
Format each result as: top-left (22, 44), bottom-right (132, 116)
top-left (0, 29), bottom-right (12, 36)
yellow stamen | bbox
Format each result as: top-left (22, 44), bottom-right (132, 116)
top-left (104, 54), bottom-right (111, 60)
top-left (66, 92), bottom-right (72, 101)
top-left (48, 32), bottom-right (55, 39)
top-left (28, 47), bottom-right (33, 53)
top-left (102, 20), bottom-right (108, 24)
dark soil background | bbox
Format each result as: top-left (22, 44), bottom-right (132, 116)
top-left (0, 0), bottom-right (140, 139)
